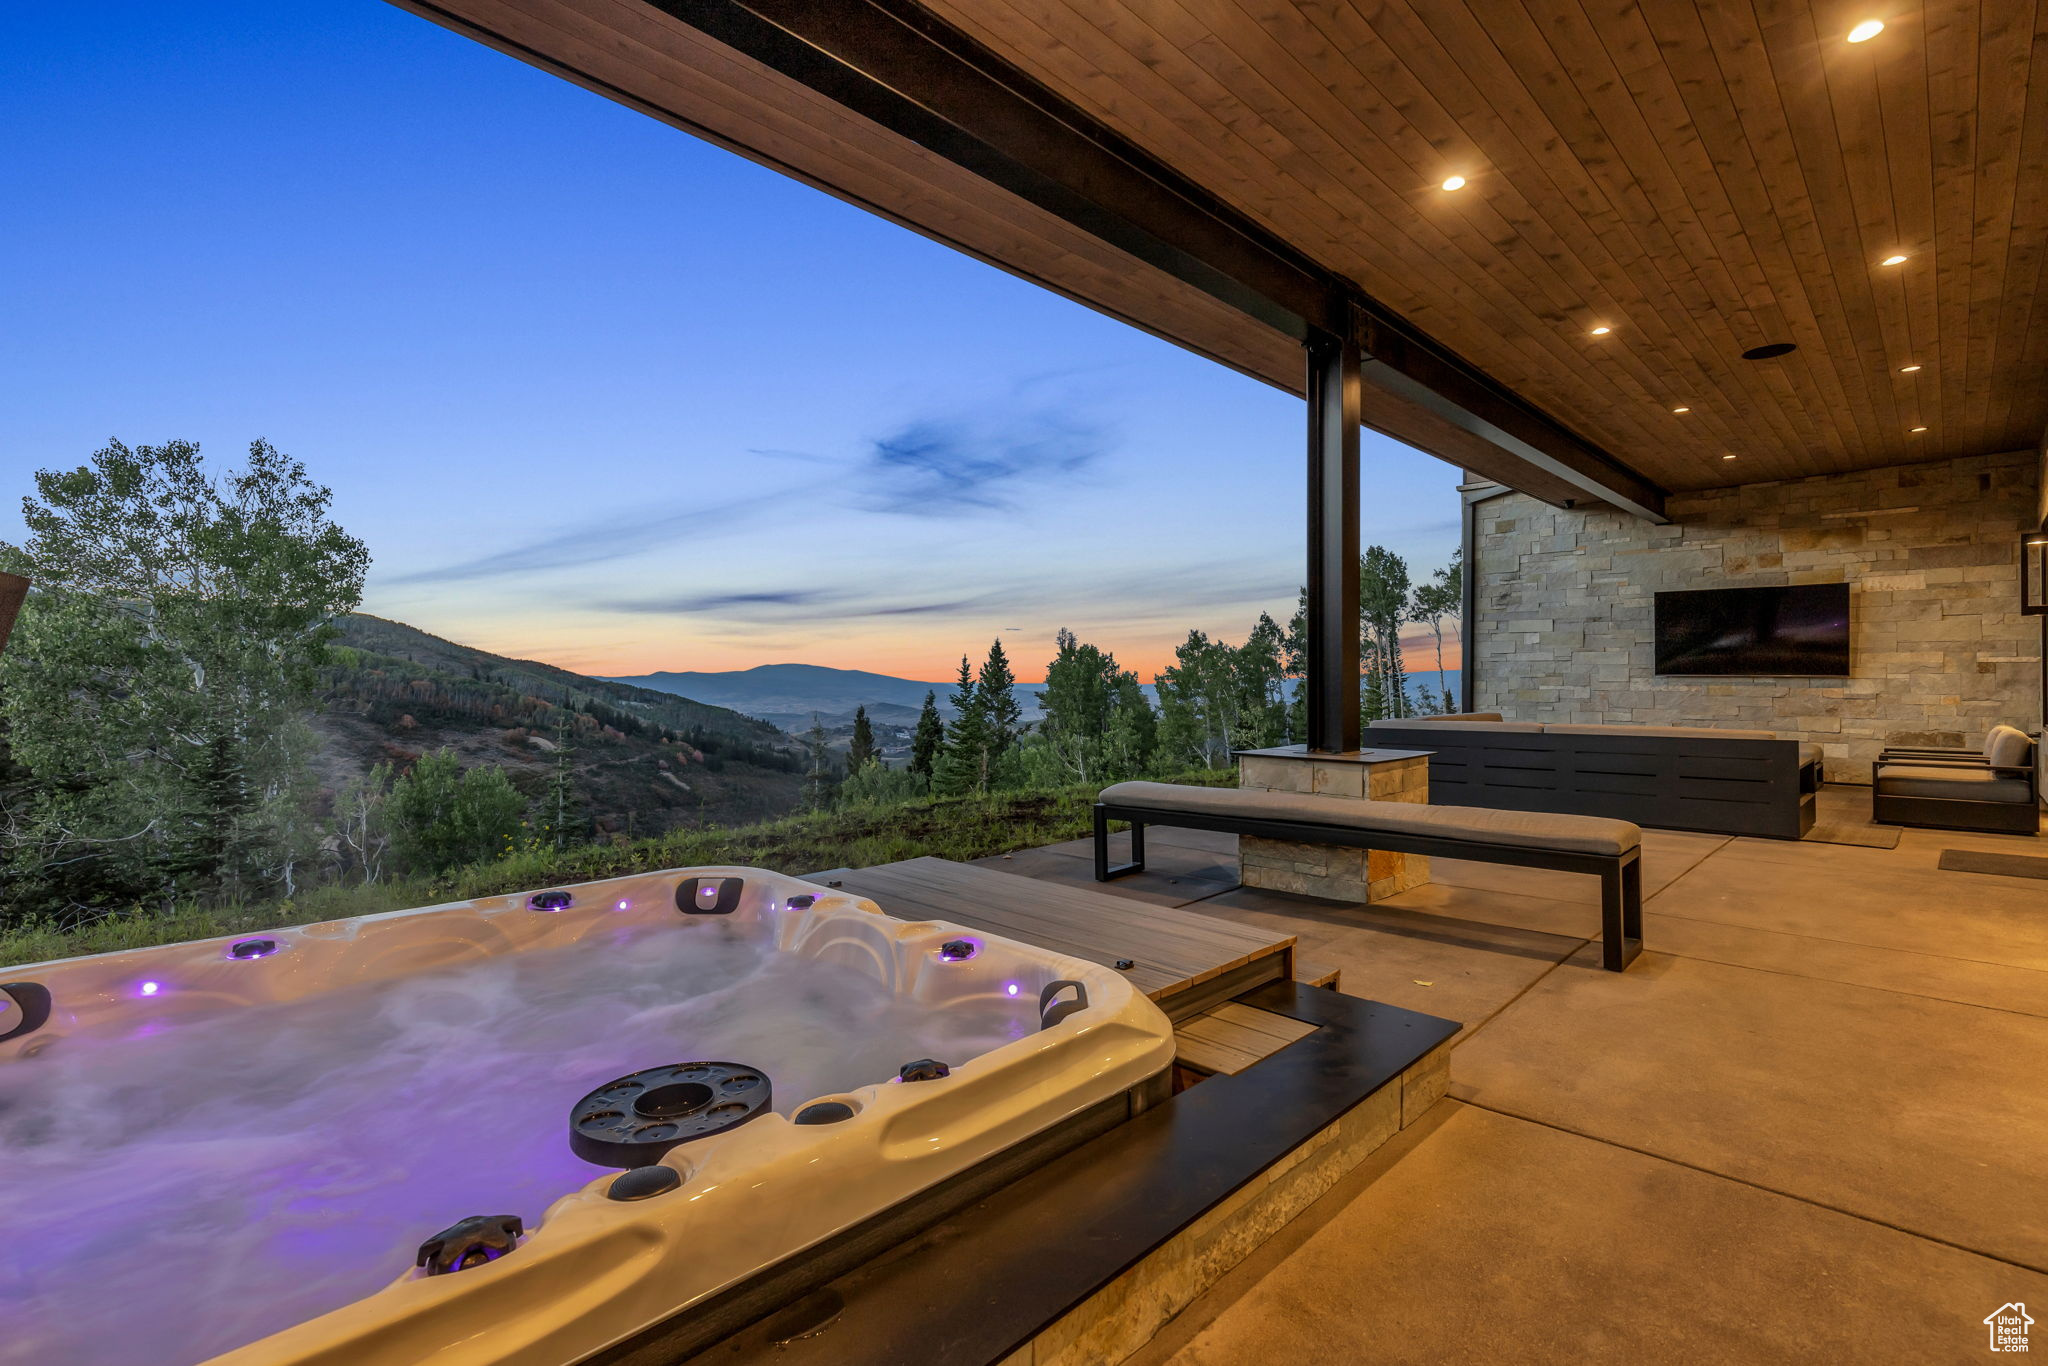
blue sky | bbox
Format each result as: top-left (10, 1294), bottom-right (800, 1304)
top-left (0, 0), bottom-right (1462, 683)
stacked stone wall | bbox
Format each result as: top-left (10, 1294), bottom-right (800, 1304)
top-left (1474, 449), bottom-right (2041, 775)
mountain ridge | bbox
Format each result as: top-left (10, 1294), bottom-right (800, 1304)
top-left (607, 661), bottom-right (1046, 730)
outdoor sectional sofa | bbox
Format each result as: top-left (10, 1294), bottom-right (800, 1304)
top-left (1361, 715), bottom-right (1823, 840)
top-left (1872, 724), bottom-right (2040, 835)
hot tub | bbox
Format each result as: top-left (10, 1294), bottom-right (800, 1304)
top-left (0, 866), bottom-right (1174, 1366)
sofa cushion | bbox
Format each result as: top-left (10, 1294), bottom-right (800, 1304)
top-left (1366, 719), bottom-right (1546, 733)
top-left (1541, 723), bottom-right (1779, 742)
top-left (1097, 780), bottom-right (1641, 855)
top-left (1983, 724), bottom-right (2035, 768)
top-left (1415, 712), bottom-right (1505, 723)
top-left (1875, 764), bottom-right (2034, 803)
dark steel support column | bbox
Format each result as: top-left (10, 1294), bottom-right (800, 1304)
top-left (1305, 320), bottom-right (1361, 753)
top-left (1459, 493), bottom-right (1477, 713)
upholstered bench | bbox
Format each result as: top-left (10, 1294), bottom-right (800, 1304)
top-left (1094, 780), bottom-right (1645, 971)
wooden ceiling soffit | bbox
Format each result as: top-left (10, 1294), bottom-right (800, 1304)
top-left (391, 0), bottom-right (1667, 519)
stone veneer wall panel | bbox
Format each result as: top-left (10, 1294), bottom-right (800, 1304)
top-left (1472, 450), bottom-right (2041, 776)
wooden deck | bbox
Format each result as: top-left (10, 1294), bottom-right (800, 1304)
top-left (806, 856), bottom-right (1302, 1021)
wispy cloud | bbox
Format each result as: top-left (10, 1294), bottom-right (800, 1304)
top-left (856, 407), bottom-right (1110, 515)
top-left (615, 588), bottom-right (840, 614)
top-left (595, 556), bottom-right (1291, 630)
top-left (600, 586), bottom-right (998, 620)
top-left (381, 488), bottom-right (800, 587)
top-left (383, 380), bottom-right (1117, 586)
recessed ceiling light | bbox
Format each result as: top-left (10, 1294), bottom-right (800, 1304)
top-left (1441, 175), bottom-right (1466, 192)
top-left (1722, 453), bottom-right (1738, 460)
top-left (1899, 363), bottom-right (1922, 372)
top-left (1590, 325), bottom-right (1612, 336)
top-left (1848, 19), bottom-right (1885, 42)
top-left (1671, 405), bottom-right (1691, 413)
top-left (1882, 254), bottom-right (1909, 266)
top-left (1910, 426), bottom-right (1928, 433)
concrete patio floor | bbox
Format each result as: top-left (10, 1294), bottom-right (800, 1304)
top-left (973, 785), bottom-right (2048, 1363)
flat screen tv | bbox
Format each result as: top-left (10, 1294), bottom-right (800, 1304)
top-left (1653, 583), bottom-right (1850, 677)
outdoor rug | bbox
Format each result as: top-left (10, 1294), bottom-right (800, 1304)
top-left (1801, 821), bottom-right (1902, 849)
top-left (1938, 850), bottom-right (2048, 879)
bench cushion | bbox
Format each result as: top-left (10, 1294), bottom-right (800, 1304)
top-left (1541, 723), bottom-right (1779, 742)
top-left (1875, 764), bottom-right (2034, 803)
top-left (1800, 743), bottom-right (1823, 769)
top-left (1366, 719), bottom-right (1546, 733)
top-left (1098, 781), bottom-right (1641, 856)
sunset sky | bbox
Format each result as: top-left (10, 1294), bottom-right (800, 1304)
top-left (2, 1), bottom-right (1463, 688)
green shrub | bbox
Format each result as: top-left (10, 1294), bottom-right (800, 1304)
top-left (385, 750), bottom-right (524, 874)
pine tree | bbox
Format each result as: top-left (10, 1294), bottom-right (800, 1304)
top-left (799, 714), bottom-right (837, 811)
top-left (845, 704), bottom-right (878, 775)
top-left (975, 638), bottom-right (1022, 789)
top-left (544, 706), bottom-right (579, 847)
top-left (909, 691), bottom-right (944, 788)
top-left (934, 657), bottom-right (987, 796)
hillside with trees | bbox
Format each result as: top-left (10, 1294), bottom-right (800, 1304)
top-left (0, 440), bottom-right (801, 930)
top-left (314, 614), bottom-right (804, 850)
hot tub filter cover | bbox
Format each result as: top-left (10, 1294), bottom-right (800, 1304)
top-left (570, 1061), bottom-right (771, 1167)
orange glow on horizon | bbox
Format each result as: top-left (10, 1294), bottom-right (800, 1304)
top-left (478, 622), bottom-right (1463, 690)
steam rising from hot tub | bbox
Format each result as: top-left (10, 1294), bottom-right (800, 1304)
top-left (0, 916), bottom-right (1029, 1366)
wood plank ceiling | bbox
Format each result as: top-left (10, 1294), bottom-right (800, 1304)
top-left (915, 0), bottom-right (2048, 492)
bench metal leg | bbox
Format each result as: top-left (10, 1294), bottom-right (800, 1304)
top-left (1600, 853), bottom-right (1644, 972)
top-left (1093, 805), bottom-right (1144, 881)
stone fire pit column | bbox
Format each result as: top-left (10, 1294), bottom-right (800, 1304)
top-left (1234, 745), bottom-right (1434, 902)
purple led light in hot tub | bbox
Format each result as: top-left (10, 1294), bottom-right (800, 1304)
top-left (0, 866), bottom-right (1172, 1366)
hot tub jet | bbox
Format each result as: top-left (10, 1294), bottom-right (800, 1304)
top-left (416, 1215), bottom-right (524, 1276)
